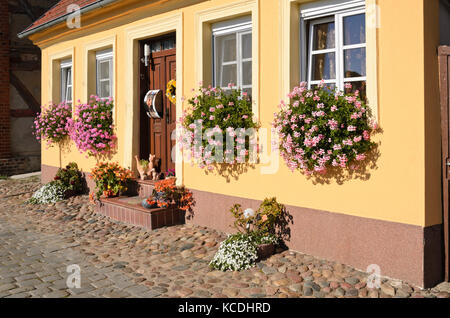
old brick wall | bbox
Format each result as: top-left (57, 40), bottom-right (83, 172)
top-left (0, 0), bottom-right (59, 176)
top-left (0, 0), bottom-right (11, 160)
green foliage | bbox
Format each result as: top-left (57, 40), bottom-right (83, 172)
top-left (90, 162), bottom-right (134, 200)
top-left (139, 160), bottom-right (149, 171)
top-left (211, 198), bottom-right (287, 272)
top-left (230, 197), bottom-right (286, 237)
top-left (226, 231), bottom-right (279, 246)
top-left (54, 162), bottom-right (83, 194)
top-left (256, 197), bottom-right (286, 235)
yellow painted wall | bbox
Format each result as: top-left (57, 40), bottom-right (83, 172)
top-left (32, 0), bottom-right (442, 227)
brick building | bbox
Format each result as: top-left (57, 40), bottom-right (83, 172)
top-left (0, 0), bottom-right (58, 176)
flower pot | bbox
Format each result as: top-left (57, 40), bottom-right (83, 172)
top-left (142, 198), bottom-right (158, 209)
top-left (257, 243), bottom-right (275, 260)
top-left (64, 189), bottom-right (76, 199)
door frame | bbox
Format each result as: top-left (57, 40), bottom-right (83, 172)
top-left (138, 33), bottom-right (177, 173)
top-left (439, 45), bottom-right (450, 282)
top-left (124, 13), bottom-right (183, 185)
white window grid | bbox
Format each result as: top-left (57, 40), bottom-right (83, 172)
top-left (212, 20), bottom-right (252, 93)
top-left (95, 49), bottom-right (114, 99)
top-left (301, 4), bottom-right (366, 92)
top-left (60, 59), bottom-right (72, 103)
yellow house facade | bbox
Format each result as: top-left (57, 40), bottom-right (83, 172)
top-left (20, 0), bottom-right (448, 288)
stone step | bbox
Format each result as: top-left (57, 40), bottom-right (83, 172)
top-left (96, 196), bottom-right (184, 230)
top-left (134, 179), bottom-right (157, 198)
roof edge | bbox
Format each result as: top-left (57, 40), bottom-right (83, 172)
top-left (18, 0), bottom-right (120, 39)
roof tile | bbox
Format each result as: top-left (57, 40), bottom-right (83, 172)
top-left (23, 0), bottom-right (102, 34)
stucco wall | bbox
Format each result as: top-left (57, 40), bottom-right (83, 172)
top-left (33, 0), bottom-right (442, 229)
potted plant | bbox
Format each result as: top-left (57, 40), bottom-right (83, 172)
top-left (254, 198), bottom-right (286, 259)
top-left (53, 162), bottom-right (84, 197)
top-left (142, 191), bottom-right (166, 209)
top-left (179, 85), bottom-right (259, 170)
top-left (273, 81), bottom-right (377, 176)
top-left (166, 168), bottom-right (176, 178)
top-left (66, 96), bottom-right (117, 158)
top-left (230, 199), bottom-right (284, 260)
top-left (141, 178), bottom-right (194, 212)
top-left (89, 162), bottom-right (134, 201)
top-left (33, 101), bottom-right (72, 148)
top-left (210, 197), bottom-right (287, 271)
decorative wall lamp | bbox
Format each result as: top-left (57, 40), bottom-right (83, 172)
top-left (143, 44), bottom-right (150, 67)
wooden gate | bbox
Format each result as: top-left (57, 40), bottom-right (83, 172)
top-left (439, 45), bottom-right (450, 282)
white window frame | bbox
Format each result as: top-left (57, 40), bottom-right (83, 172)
top-left (95, 48), bottom-right (114, 99)
top-left (212, 16), bottom-right (252, 93)
top-left (301, 1), bottom-right (366, 92)
top-left (307, 16), bottom-right (337, 87)
top-left (60, 59), bottom-right (72, 103)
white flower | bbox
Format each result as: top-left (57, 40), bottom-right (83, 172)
top-left (28, 182), bottom-right (66, 204)
top-left (243, 208), bottom-right (255, 219)
top-left (209, 233), bottom-right (278, 272)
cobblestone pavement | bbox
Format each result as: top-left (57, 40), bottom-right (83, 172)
top-left (0, 177), bottom-right (449, 298)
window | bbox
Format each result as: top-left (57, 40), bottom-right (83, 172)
top-left (212, 16), bottom-right (252, 96)
top-left (96, 49), bottom-right (113, 99)
top-left (149, 37), bottom-right (176, 53)
top-left (304, 5), bottom-right (366, 99)
top-left (60, 59), bottom-right (72, 103)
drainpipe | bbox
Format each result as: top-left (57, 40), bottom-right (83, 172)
top-left (17, 0), bottom-right (119, 39)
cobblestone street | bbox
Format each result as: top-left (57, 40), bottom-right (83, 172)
top-left (0, 177), bottom-right (449, 298)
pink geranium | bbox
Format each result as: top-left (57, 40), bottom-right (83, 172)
top-left (180, 85), bottom-right (259, 169)
top-left (273, 81), bottom-right (376, 176)
top-left (33, 102), bottom-right (72, 147)
top-left (66, 96), bottom-right (117, 157)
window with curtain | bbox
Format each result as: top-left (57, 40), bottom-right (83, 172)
top-left (60, 59), bottom-right (72, 103)
top-left (306, 9), bottom-right (366, 99)
top-left (96, 48), bottom-right (113, 99)
top-left (212, 16), bottom-right (252, 96)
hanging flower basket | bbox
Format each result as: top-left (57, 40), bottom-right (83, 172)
top-left (179, 85), bottom-right (259, 171)
top-left (66, 96), bottom-right (117, 158)
top-left (33, 102), bottom-right (72, 148)
top-left (273, 81), bottom-right (377, 176)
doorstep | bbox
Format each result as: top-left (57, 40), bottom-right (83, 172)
top-left (134, 179), bottom-right (157, 198)
top-left (96, 195), bottom-right (185, 230)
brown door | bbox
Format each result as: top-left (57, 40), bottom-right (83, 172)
top-left (439, 46), bottom-right (450, 282)
top-left (139, 35), bottom-right (176, 174)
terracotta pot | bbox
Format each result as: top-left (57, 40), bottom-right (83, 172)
top-left (257, 243), bottom-right (275, 260)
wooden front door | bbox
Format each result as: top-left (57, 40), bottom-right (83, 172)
top-left (139, 35), bottom-right (176, 174)
top-left (439, 45), bottom-right (450, 282)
